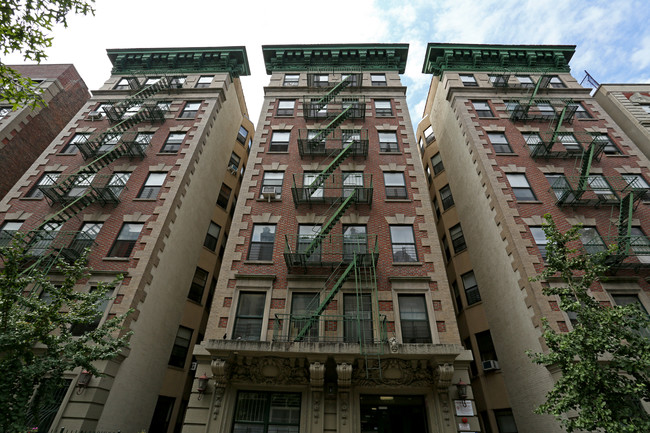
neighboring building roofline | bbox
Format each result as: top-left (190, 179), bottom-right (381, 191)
top-left (422, 42), bottom-right (575, 75)
top-left (262, 43), bottom-right (409, 74)
top-left (106, 46), bottom-right (250, 77)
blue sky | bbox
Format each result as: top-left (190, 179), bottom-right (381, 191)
top-left (6, 0), bottom-right (650, 129)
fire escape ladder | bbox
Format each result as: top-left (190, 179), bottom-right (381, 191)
top-left (310, 77), bottom-right (354, 112)
top-left (308, 104), bottom-right (356, 145)
top-left (617, 192), bottom-right (634, 256)
top-left (302, 190), bottom-right (357, 260)
top-left (575, 141), bottom-right (596, 200)
top-left (305, 140), bottom-right (355, 197)
top-left (294, 257), bottom-right (358, 342)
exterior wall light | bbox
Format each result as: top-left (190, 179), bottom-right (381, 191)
top-left (76, 370), bottom-right (92, 394)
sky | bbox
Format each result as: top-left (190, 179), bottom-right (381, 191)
top-left (5, 0), bottom-right (650, 130)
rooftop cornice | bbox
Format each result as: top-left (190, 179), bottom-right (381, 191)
top-left (422, 43), bottom-right (575, 75)
top-left (262, 44), bottom-right (409, 74)
top-left (106, 46), bottom-right (250, 77)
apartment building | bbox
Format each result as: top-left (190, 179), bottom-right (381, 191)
top-left (419, 43), bottom-right (650, 433)
top-left (0, 64), bottom-right (90, 198)
top-left (0, 47), bottom-right (252, 433)
top-left (183, 44), bottom-right (474, 433)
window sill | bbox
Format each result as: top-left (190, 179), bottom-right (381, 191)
top-left (604, 154), bottom-right (629, 157)
top-left (58, 153), bottom-right (78, 156)
top-left (494, 152), bottom-right (518, 156)
top-left (476, 116), bottom-right (498, 119)
top-left (102, 257), bottom-right (130, 262)
top-left (275, 114), bottom-right (295, 117)
top-left (166, 365), bottom-right (188, 372)
top-left (203, 246), bottom-right (217, 254)
top-left (379, 151), bottom-right (402, 155)
top-left (244, 260), bottom-right (274, 265)
top-left (133, 198), bottom-right (158, 201)
top-left (20, 197), bottom-right (44, 201)
top-left (266, 150), bottom-right (289, 154)
top-left (385, 198), bottom-right (411, 202)
top-left (392, 261), bottom-right (423, 266)
top-left (256, 198), bottom-right (282, 202)
top-left (157, 152), bottom-right (179, 156)
top-left (516, 200), bottom-right (543, 204)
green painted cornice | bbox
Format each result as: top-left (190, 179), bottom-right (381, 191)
top-left (422, 43), bottom-right (575, 75)
top-left (262, 44), bottom-right (409, 74)
top-left (106, 46), bottom-right (250, 77)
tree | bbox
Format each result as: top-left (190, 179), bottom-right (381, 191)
top-left (0, 237), bottom-right (131, 432)
top-left (0, 0), bottom-right (95, 109)
top-left (529, 214), bottom-right (650, 433)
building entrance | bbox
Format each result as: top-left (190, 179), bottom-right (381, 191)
top-left (360, 395), bottom-right (428, 433)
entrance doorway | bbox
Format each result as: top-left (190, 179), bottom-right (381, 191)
top-left (360, 395), bottom-right (428, 433)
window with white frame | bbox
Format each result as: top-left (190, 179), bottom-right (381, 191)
top-left (195, 76), bottom-right (213, 88)
top-left (506, 173), bottom-right (536, 201)
top-left (260, 172), bottom-right (284, 199)
top-left (270, 131), bottom-right (290, 152)
top-left (248, 225), bottom-right (276, 261)
top-left (460, 74), bottom-right (477, 86)
top-left (398, 294), bottom-right (432, 343)
top-left (277, 100), bottom-right (295, 116)
top-left (378, 131), bottom-right (398, 152)
top-left (370, 74), bottom-right (387, 86)
top-left (516, 75), bottom-right (534, 88)
top-left (487, 132), bottom-right (512, 153)
top-left (61, 133), bottom-right (89, 154)
top-left (28, 172), bottom-right (60, 198)
top-left (530, 226), bottom-right (548, 260)
top-left (472, 101), bottom-right (493, 117)
top-left (179, 101), bottom-right (201, 118)
top-left (374, 99), bottom-right (393, 116)
top-left (161, 132), bottom-right (185, 153)
top-left (549, 76), bottom-right (566, 88)
top-left (108, 223), bottom-right (143, 257)
top-left (137, 172), bottom-right (166, 199)
top-left (283, 74), bottom-right (299, 86)
top-left (390, 225), bottom-right (417, 262)
top-left (232, 292), bottom-right (266, 340)
top-left (384, 172), bottom-right (407, 199)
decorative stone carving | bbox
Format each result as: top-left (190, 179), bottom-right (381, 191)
top-left (336, 362), bottom-right (353, 388)
top-left (310, 362), bottom-right (325, 387)
top-left (352, 358), bottom-right (433, 386)
top-left (230, 357), bottom-right (309, 385)
top-left (388, 336), bottom-right (400, 353)
top-left (211, 358), bottom-right (228, 384)
top-left (212, 387), bottom-right (225, 420)
top-left (340, 392), bottom-right (349, 426)
top-left (630, 92), bottom-right (650, 104)
top-left (436, 363), bottom-right (454, 391)
top-left (313, 390), bottom-right (321, 424)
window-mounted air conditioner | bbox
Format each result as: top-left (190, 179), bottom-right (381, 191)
top-left (482, 360), bottom-right (500, 372)
top-left (261, 186), bottom-right (278, 202)
top-left (87, 111), bottom-right (103, 121)
top-left (227, 165), bottom-right (238, 175)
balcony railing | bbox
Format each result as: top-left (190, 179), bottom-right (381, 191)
top-left (507, 98), bottom-right (577, 123)
top-left (584, 235), bottom-right (650, 269)
top-left (272, 313), bottom-right (387, 344)
top-left (549, 175), bottom-right (650, 207)
top-left (297, 129), bottom-right (369, 158)
top-left (291, 174), bottom-right (373, 206)
top-left (526, 131), bottom-right (607, 159)
top-left (76, 130), bottom-right (150, 160)
top-left (302, 96), bottom-right (366, 120)
top-left (39, 173), bottom-right (128, 206)
top-left (25, 230), bottom-right (96, 261)
top-left (283, 234), bottom-right (379, 269)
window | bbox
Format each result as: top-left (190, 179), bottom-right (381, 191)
top-left (188, 267), bottom-right (208, 303)
top-left (593, 133), bottom-right (620, 154)
top-left (138, 172), bottom-right (166, 199)
top-left (431, 153), bottom-right (444, 174)
top-left (248, 225), bottom-right (276, 261)
top-left (28, 172), bottom-right (59, 198)
top-left (122, 103), bottom-right (141, 119)
top-left (302, 172), bottom-right (323, 199)
top-left (344, 294), bottom-right (373, 343)
top-left (536, 102), bottom-right (555, 118)
top-left (440, 184), bottom-right (454, 210)
top-left (61, 133), bottom-right (88, 154)
top-left (310, 74), bottom-right (329, 87)
top-left (277, 100), bottom-right (295, 116)
top-left (145, 77), bottom-right (160, 86)
top-left (489, 74), bottom-right (509, 87)
top-left (237, 126), bottom-right (248, 144)
top-left (558, 133), bottom-right (580, 152)
top-left (67, 174), bottom-right (95, 198)
top-left (384, 172), bottom-right (407, 199)
top-left (97, 133), bottom-right (120, 154)
top-left (291, 293), bottom-right (319, 340)
top-left (522, 132), bottom-right (543, 154)
top-left (378, 131), bottom-right (398, 152)
top-left (549, 76), bottom-right (566, 88)
top-left (341, 74), bottom-right (359, 86)
top-left (370, 74), bottom-right (387, 86)
top-left (460, 74), bottom-right (477, 86)
top-left (573, 102), bottom-right (592, 119)
top-left (495, 409), bottom-right (518, 433)
top-left (399, 295), bottom-right (432, 343)
top-left (390, 225), bottom-right (417, 262)
top-left (195, 76), bottom-right (213, 88)
top-left (530, 227), bottom-right (548, 259)
top-left (587, 175), bottom-right (616, 200)
top-left (452, 281), bottom-right (463, 314)
top-left (473, 101), bottom-right (493, 117)
top-left (134, 132), bottom-right (154, 152)
top-left (270, 131), bottom-right (290, 152)
top-left (462, 271), bottom-right (481, 305)
top-left (204, 221), bottom-right (221, 251)
top-left (343, 225), bottom-right (367, 261)
top-left (161, 132), bottom-right (185, 153)
top-left (432, 197), bottom-right (441, 219)
top-left (374, 99), bottom-right (392, 116)
top-left (0, 221), bottom-right (22, 247)
top-left (247, 138), bottom-right (252, 153)
top-left (233, 292), bottom-right (266, 340)
top-left (70, 285), bottom-right (111, 336)
top-left (179, 102), bottom-right (201, 119)
top-left (217, 184), bottom-right (232, 209)
top-left (441, 235), bottom-right (451, 262)
top-left (449, 223), bottom-right (466, 254)
top-left (228, 152), bottom-right (241, 172)
top-left (107, 172), bottom-right (130, 198)
top-left (169, 76), bottom-right (186, 88)
top-left (612, 294), bottom-right (650, 338)
top-left (580, 226), bottom-right (606, 254)
top-left (283, 74), bottom-right (299, 86)
top-left (108, 223), bottom-right (143, 257)
top-left (631, 227), bottom-right (650, 261)
top-left (487, 132), bottom-right (512, 153)
top-left (114, 78), bottom-right (132, 90)
top-left (342, 171), bottom-right (363, 198)
top-left (0, 106), bottom-right (12, 119)
top-left (233, 391), bottom-right (301, 433)
top-left (475, 330), bottom-right (498, 362)
top-left (642, 105), bottom-right (650, 115)
top-left (424, 125), bottom-right (435, 144)
top-left (168, 326), bottom-right (192, 367)
top-left (623, 174), bottom-right (650, 191)
top-left (506, 174), bottom-right (536, 201)
top-left (150, 396), bottom-right (175, 433)
top-left (515, 75), bottom-right (534, 88)
top-left (545, 174), bottom-right (574, 202)
top-left (157, 100), bottom-right (170, 112)
top-left (260, 171), bottom-right (284, 200)
top-left (297, 225), bottom-right (321, 263)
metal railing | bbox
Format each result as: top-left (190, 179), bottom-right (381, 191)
top-left (291, 174), bottom-right (373, 206)
top-left (284, 234), bottom-right (379, 268)
top-left (297, 128), bottom-right (368, 157)
top-left (272, 313), bottom-right (387, 344)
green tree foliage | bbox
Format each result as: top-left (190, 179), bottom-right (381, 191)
top-left (0, 238), bottom-right (130, 432)
top-left (0, 0), bottom-right (95, 108)
top-left (530, 214), bottom-right (650, 432)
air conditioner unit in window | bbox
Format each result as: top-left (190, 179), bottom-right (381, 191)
top-left (87, 111), bottom-right (103, 121)
top-left (227, 166), bottom-right (238, 175)
top-left (261, 186), bottom-right (278, 202)
top-left (482, 360), bottom-right (500, 372)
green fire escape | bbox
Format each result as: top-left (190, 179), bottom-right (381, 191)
top-left (275, 73), bottom-right (386, 375)
top-left (17, 75), bottom-right (177, 277)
